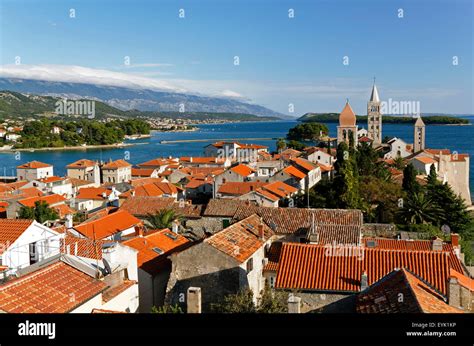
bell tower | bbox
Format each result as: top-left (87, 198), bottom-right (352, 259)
top-left (413, 116), bottom-right (425, 153)
top-left (367, 79), bottom-right (382, 146)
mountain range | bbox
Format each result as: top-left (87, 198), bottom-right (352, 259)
top-left (0, 78), bottom-right (285, 118)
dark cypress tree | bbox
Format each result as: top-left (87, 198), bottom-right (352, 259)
top-left (402, 163), bottom-right (421, 194)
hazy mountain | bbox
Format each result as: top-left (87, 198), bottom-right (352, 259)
top-left (0, 78), bottom-right (284, 118)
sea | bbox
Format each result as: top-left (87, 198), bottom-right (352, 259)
top-left (1, 117), bottom-right (473, 197)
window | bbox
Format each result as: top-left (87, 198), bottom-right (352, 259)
top-left (29, 242), bottom-right (38, 265)
top-left (270, 276), bottom-right (275, 288)
top-left (246, 258), bottom-right (253, 273)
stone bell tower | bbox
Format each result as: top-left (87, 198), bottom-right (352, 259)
top-left (337, 100), bottom-right (358, 148)
top-left (413, 116), bottom-right (426, 153)
top-left (367, 80), bottom-right (382, 146)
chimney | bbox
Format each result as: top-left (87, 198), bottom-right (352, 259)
top-left (172, 220), bottom-right (179, 234)
top-left (258, 224), bottom-right (265, 240)
top-left (451, 234), bottom-right (460, 247)
top-left (65, 214), bottom-right (73, 229)
top-left (287, 294), bottom-right (301, 313)
top-left (189, 157), bottom-right (193, 163)
top-left (135, 225), bottom-right (144, 237)
top-left (361, 271), bottom-right (368, 291)
top-left (447, 277), bottom-right (461, 309)
top-left (432, 238), bottom-right (443, 251)
top-left (187, 287), bottom-right (202, 313)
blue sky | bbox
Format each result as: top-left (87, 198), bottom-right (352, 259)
top-left (0, 0), bottom-right (472, 115)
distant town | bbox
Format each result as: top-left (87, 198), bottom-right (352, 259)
top-left (0, 83), bottom-right (472, 315)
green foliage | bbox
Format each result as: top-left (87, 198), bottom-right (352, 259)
top-left (151, 304), bottom-right (183, 313)
top-left (299, 113), bottom-right (470, 125)
top-left (402, 164), bottom-right (421, 194)
top-left (211, 286), bottom-right (288, 313)
top-left (276, 138), bottom-right (287, 151)
top-left (286, 140), bottom-right (306, 151)
top-left (146, 209), bottom-right (182, 229)
top-left (397, 192), bottom-right (443, 225)
top-left (15, 118), bottom-right (149, 148)
top-left (286, 123), bottom-right (328, 143)
top-left (18, 201), bottom-right (59, 223)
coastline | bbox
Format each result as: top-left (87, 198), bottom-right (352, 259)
top-left (0, 142), bottom-right (142, 153)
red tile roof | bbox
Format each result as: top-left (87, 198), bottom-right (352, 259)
top-left (362, 238), bottom-right (464, 274)
top-left (206, 214), bottom-right (273, 263)
top-left (218, 181), bottom-right (267, 196)
top-left (120, 196), bottom-right (203, 219)
top-left (202, 199), bottom-right (254, 217)
top-left (230, 164), bottom-right (255, 177)
top-left (122, 229), bottom-right (190, 273)
top-left (449, 269), bottom-right (474, 292)
top-left (283, 166), bottom-right (306, 180)
top-left (415, 156), bottom-right (437, 164)
top-left (102, 159), bottom-right (131, 169)
top-left (60, 235), bottom-right (104, 260)
top-left (291, 158), bottom-right (318, 172)
top-left (138, 158), bottom-right (177, 167)
top-left (130, 177), bottom-right (164, 187)
top-left (311, 224), bottom-right (362, 245)
top-left (260, 181), bottom-right (298, 198)
top-left (0, 219), bottom-right (33, 254)
top-left (358, 136), bottom-right (373, 143)
top-left (131, 168), bottom-right (156, 177)
top-left (67, 159), bottom-right (97, 169)
top-left (17, 161), bottom-right (52, 169)
top-left (74, 210), bottom-right (142, 239)
top-left (0, 261), bottom-right (107, 313)
top-left (233, 206), bottom-right (363, 234)
top-left (356, 268), bottom-right (463, 313)
top-left (18, 194), bottom-right (66, 208)
top-left (180, 157), bottom-right (225, 164)
top-left (37, 176), bottom-right (64, 183)
top-left (275, 243), bottom-right (452, 295)
top-left (75, 187), bottom-right (111, 200)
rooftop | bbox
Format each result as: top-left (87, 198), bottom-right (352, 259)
top-left (74, 209), bottom-right (142, 239)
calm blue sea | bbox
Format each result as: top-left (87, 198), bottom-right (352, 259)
top-left (1, 117), bottom-right (473, 196)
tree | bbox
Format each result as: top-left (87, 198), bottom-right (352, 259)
top-left (397, 192), bottom-right (442, 225)
top-left (286, 123), bottom-right (329, 143)
top-left (426, 164), bottom-right (438, 186)
top-left (146, 209), bottom-right (182, 229)
top-left (333, 142), bottom-right (361, 209)
top-left (211, 288), bottom-right (257, 313)
top-left (18, 201), bottom-right (59, 223)
top-left (402, 164), bottom-right (421, 194)
top-left (258, 284), bottom-right (287, 313)
top-left (393, 156), bottom-right (406, 170)
top-left (276, 138), bottom-right (287, 151)
top-left (286, 140), bottom-right (306, 151)
top-left (151, 304), bottom-right (183, 313)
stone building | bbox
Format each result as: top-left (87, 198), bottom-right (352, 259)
top-left (413, 116), bottom-right (426, 153)
top-left (337, 101), bottom-right (358, 147)
top-left (367, 82), bottom-right (382, 146)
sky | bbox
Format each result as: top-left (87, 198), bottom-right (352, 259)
top-left (0, 0), bottom-right (473, 115)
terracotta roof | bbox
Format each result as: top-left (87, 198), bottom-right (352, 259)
top-left (185, 177), bottom-right (212, 189)
top-left (0, 261), bottom-right (107, 313)
top-left (414, 156), bottom-right (437, 164)
top-left (18, 194), bottom-right (66, 208)
top-left (120, 196), bottom-right (203, 219)
top-left (279, 148), bottom-right (302, 159)
top-left (357, 268), bottom-right (463, 313)
top-left (233, 206), bottom-right (362, 234)
top-left (283, 166), bottom-right (306, 180)
top-left (53, 204), bottom-right (75, 218)
top-left (275, 243), bottom-right (451, 295)
top-left (75, 187), bottom-right (111, 200)
top-left (38, 176), bottom-right (64, 183)
top-left (317, 163), bottom-right (333, 173)
top-left (255, 188), bottom-right (280, 202)
top-left (74, 210), bottom-right (142, 239)
top-left (137, 158), bottom-right (176, 167)
top-left (0, 219), bottom-right (33, 254)
top-left (131, 168), bottom-right (156, 177)
top-left (258, 181), bottom-right (297, 199)
top-left (450, 153), bottom-right (469, 162)
top-left (206, 214), bottom-right (273, 263)
top-left (130, 177), bottom-right (164, 187)
top-left (291, 158), bottom-right (318, 172)
top-left (176, 167), bottom-right (224, 177)
top-left (123, 183), bottom-right (166, 198)
top-left (202, 199), bottom-right (254, 217)
top-left (358, 136), bottom-right (373, 143)
top-left (424, 149), bottom-right (451, 155)
top-left (449, 269), bottom-right (474, 292)
top-left (312, 224), bottom-right (362, 245)
top-left (60, 235), bottom-right (104, 260)
top-left (67, 159), bottom-right (96, 169)
top-left (218, 181), bottom-right (267, 196)
top-left (68, 177), bottom-right (93, 188)
top-left (180, 157), bottom-right (225, 164)
top-left (122, 229), bottom-right (190, 273)
top-left (362, 237), bottom-right (464, 274)
top-left (230, 164), bottom-right (255, 177)
top-left (264, 242), bottom-right (282, 272)
top-left (17, 161), bottom-right (52, 169)
top-left (102, 280), bottom-right (136, 303)
top-left (339, 102), bottom-right (356, 126)
top-left (238, 143), bottom-right (268, 150)
top-left (102, 159), bottom-right (131, 170)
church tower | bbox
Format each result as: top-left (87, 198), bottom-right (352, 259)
top-left (337, 100), bottom-right (358, 148)
top-left (413, 116), bottom-right (426, 153)
top-left (367, 81), bottom-right (382, 145)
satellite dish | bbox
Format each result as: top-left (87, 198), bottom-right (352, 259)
top-left (102, 258), bottom-right (112, 275)
top-left (441, 224), bottom-right (451, 234)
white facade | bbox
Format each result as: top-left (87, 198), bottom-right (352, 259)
top-left (17, 166), bottom-right (54, 181)
top-left (384, 137), bottom-right (413, 159)
top-left (1, 221), bottom-right (61, 276)
top-left (102, 166), bottom-right (132, 184)
top-left (307, 150), bottom-right (334, 167)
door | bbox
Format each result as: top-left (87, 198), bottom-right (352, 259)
top-left (29, 242), bottom-right (38, 265)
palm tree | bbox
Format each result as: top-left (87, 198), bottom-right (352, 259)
top-left (146, 209), bottom-right (182, 229)
top-left (398, 192), bottom-right (442, 224)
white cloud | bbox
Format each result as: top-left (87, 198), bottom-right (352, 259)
top-left (0, 64), bottom-right (186, 93)
top-left (219, 89), bottom-right (244, 98)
